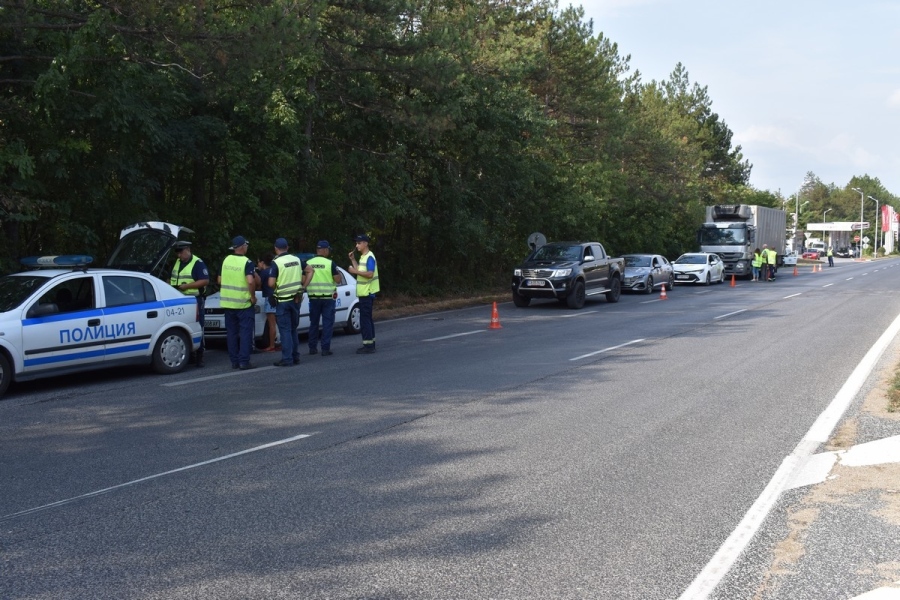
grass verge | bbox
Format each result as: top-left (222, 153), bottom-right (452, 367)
top-left (888, 362), bottom-right (900, 412)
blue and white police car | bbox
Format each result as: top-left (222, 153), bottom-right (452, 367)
top-left (0, 224), bottom-right (204, 398)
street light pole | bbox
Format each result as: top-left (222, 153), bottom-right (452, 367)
top-left (868, 195), bottom-right (880, 258)
top-left (852, 187), bottom-right (865, 255)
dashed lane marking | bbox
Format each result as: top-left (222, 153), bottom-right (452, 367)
top-left (569, 338), bottom-right (644, 361)
top-left (0, 433), bottom-right (314, 521)
top-left (424, 330), bottom-right (486, 342)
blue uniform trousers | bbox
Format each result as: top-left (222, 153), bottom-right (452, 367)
top-left (308, 297), bottom-right (335, 351)
top-left (224, 306), bottom-right (254, 366)
top-left (276, 300), bottom-right (301, 363)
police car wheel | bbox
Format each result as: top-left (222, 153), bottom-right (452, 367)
top-left (152, 329), bottom-right (190, 375)
top-left (0, 353), bottom-right (10, 398)
top-left (344, 304), bottom-right (361, 335)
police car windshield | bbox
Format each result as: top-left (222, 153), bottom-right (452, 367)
top-left (0, 274), bottom-right (52, 312)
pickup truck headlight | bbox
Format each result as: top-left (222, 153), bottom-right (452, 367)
top-left (550, 268), bottom-right (572, 277)
top-left (513, 269), bottom-right (522, 277)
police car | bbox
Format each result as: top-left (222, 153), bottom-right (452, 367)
top-left (202, 256), bottom-right (361, 345)
top-left (0, 222), bottom-right (204, 398)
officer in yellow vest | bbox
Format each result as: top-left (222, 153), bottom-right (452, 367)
top-left (303, 240), bottom-right (341, 356)
top-left (268, 237), bottom-right (304, 366)
top-left (765, 243), bottom-right (777, 280)
top-left (751, 248), bottom-right (762, 282)
top-left (220, 235), bottom-right (257, 370)
top-left (348, 234), bottom-right (379, 354)
top-left (170, 240), bottom-right (210, 366)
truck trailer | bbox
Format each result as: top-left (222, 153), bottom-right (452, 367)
top-left (697, 205), bottom-right (787, 278)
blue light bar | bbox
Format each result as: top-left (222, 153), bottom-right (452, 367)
top-left (20, 255), bottom-right (94, 268)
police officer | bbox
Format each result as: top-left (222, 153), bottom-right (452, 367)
top-left (827, 246), bottom-right (834, 267)
top-left (303, 240), bottom-right (341, 356)
top-left (170, 240), bottom-right (210, 367)
top-left (348, 234), bottom-right (379, 354)
top-left (220, 236), bottom-right (257, 370)
top-left (766, 243), bottom-right (777, 280)
top-left (268, 238), bottom-right (304, 367)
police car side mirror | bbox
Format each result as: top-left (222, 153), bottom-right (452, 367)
top-left (27, 303), bottom-right (60, 318)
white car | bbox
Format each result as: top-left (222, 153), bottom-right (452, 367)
top-left (202, 258), bottom-right (360, 346)
top-left (0, 254), bottom-right (203, 398)
top-left (673, 252), bottom-right (726, 285)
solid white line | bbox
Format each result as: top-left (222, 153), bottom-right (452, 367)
top-left (559, 310), bottom-right (598, 318)
top-left (569, 339), bottom-right (644, 361)
top-left (0, 433), bottom-right (313, 521)
top-left (679, 310), bottom-right (900, 599)
top-left (783, 293), bottom-right (802, 299)
top-left (714, 309), bottom-right (747, 320)
top-left (424, 330), bottom-right (485, 342)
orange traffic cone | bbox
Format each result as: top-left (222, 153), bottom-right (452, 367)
top-left (488, 302), bottom-right (502, 329)
top-left (660, 284), bottom-right (668, 300)
top-left (730, 274), bottom-right (736, 287)
top-left (793, 265), bottom-right (798, 276)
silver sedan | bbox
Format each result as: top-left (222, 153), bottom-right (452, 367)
top-left (622, 254), bottom-right (675, 294)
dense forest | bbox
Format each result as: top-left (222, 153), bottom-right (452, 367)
top-left (0, 1), bottom-right (895, 293)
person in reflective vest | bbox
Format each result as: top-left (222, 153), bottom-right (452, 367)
top-left (220, 235), bottom-right (257, 370)
top-left (302, 240), bottom-right (341, 357)
top-left (827, 246), bottom-right (834, 267)
top-left (765, 244), bottom-right (777, 280)
top-left (170, 240), bottom-right (210, 366)
top-left (268, 237), bottom-right (304, 366)
top-left (348, 234), bottom-right (379, 354)
top-left (751, 248), bottom-right (762, 282)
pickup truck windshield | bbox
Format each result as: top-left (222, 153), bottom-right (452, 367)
top-left (699, 226), bottom-right (747, 245)
top-left (531, 245), bottom-right (582, 261)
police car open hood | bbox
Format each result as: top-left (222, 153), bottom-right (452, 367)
top-left (107, 222), bottom-right (194, 281)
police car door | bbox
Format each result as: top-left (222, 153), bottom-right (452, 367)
top-left (100, 274), bottom-right (161, 361)
top-left (21, 274), bottom-right (104, 375)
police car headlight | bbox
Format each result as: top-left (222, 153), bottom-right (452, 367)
top-left (513, 269), bottom-right (522, 277)
top-left (550, 268), bottom-right (572, 277)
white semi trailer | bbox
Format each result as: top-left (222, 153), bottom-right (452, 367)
top-left (697, 205), bottom-right (787, 278)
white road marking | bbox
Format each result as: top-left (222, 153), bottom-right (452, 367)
top-left (714, 309), bottom-right (747, 320)
top-left (783, 293), bottom-right (802, 299)
top-left (163, 366), bottom-right (276, 386)
top-left (569, 339), bottom-right (644, 361)
top-left (679, 309), bottom-right (900, 600)
top-left (424, 330), bottom-right (486, 342)
top-left (559, 310), bottom-right (598, 318)
top-left (848, 582), bottom-right (900, 599)
top-left (823, 283), bottom-right (834, 288)
top-left (0, 433), bottom-right (314, 521)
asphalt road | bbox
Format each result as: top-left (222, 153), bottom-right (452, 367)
top-left (1, 258), bottom-right (898, 599)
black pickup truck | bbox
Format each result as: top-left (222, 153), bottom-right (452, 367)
top-left (511, 241), bottom-right (624, 309)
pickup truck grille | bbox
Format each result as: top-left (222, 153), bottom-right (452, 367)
top-left (522, 269), bottom-right (554, 278)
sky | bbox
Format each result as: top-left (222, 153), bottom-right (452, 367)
top-left (575, 0), bottom-right (900, 199)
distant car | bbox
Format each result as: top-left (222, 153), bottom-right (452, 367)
top-left (622, 254), bottom-right (675, 294)
top-left (673, 252), bottom-right (725, 285)
top-left (835, 247), bottom-right (852, 258)
top-left (801, 250), bottom-right (820, 259)
top-left (783, 252), bottom-right (799, 266)
top-left (202, 261), bottom-right (361, 346)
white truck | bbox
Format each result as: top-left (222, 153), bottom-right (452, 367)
top-left (697, 205), bottom-right (787, 278)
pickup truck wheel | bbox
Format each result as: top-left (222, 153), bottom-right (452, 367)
top-left (566, 280), bottom-right (586, 309)
top-left (0, 352), bottom-right (11, 398)
top-left (605, 277), bottom-right (621, 303)
top-left (644, 276), bottom-right (654, 294)
top-left (512, 292), bottom-right (531, 307)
